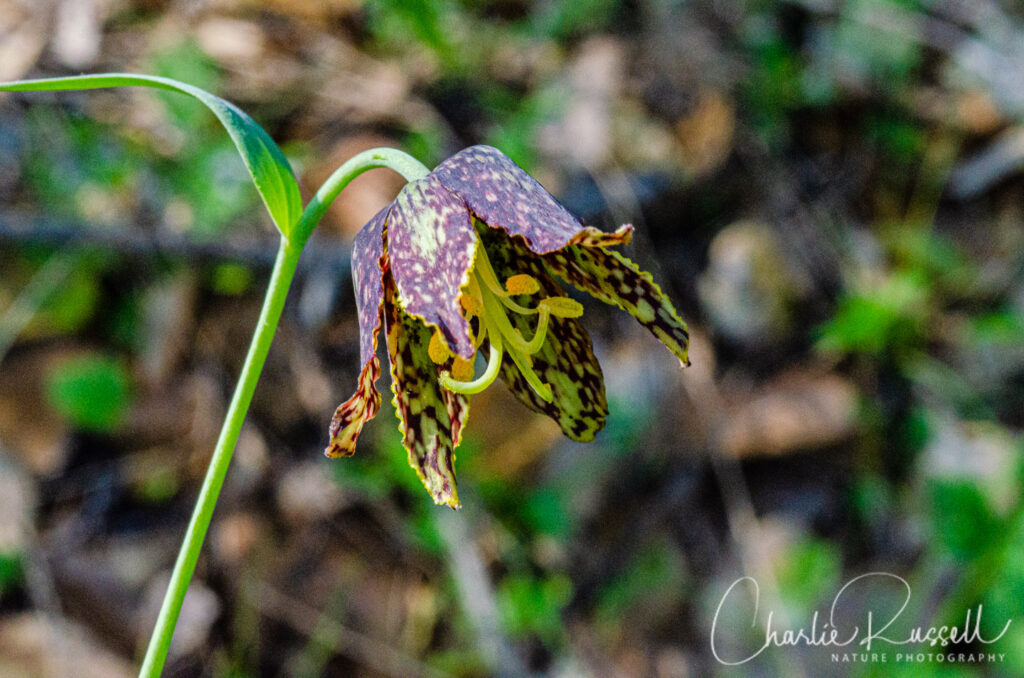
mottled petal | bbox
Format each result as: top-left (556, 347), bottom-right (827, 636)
top-left (388, 175), bottom-right (478, 359)
top-left (384, 279), bottom-right (464, 508)
top-left (326, 358), bottom-right (382, 458)
top-left (481, 227), bottom-right (609, 441)
top-left (325, 205), bottom-right (390, 458)
top-left (442, 375), bottom-right (471, 449)
top-left (544, 246), bottom-right (691, 366)
top-left (432, 145), bottom-right (632, 254)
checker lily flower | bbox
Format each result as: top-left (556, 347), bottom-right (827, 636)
top-left (326, 145), bottom-right (690, 508)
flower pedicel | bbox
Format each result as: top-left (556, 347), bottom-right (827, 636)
top-left (328, 145), bottom-right (690, 508)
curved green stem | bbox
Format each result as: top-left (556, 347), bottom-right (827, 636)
top-left (139, 148), bottom-right (428, 678)
top-left (291, 147), bottom-right (429, 246)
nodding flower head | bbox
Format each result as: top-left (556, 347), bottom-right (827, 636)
top-left (325, 145), bottom-right (690, 508)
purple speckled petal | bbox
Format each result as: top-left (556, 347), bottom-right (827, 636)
top-left (384, 278), bottom-right (464, 509)
top-left (388, 175), bottom-right (478, 359)
top-left (432, 145), bottom-right (633, 253)
top-left (352, 204), bottom-right (391, 366)
top-left (324, 204), bottom-right (391, 458)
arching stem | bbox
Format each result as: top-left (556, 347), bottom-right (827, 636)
top-left (139, 148), bottom-right (428, 678)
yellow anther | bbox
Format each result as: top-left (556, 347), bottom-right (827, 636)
top-left (540, 297), bottom-right (584, 318)
top-left (460, 291), bottom-right (483, 316)
top-left (452, 356), bottom-right (476, 381)
top-left (428, 330), bottom-right (451, 365)
top-left (505, 274), bottom-right (540, 296)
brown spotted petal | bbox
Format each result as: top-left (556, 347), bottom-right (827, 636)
top-left (544, 246), bottom-right (691, 366)
top-left (388, 175), bottom-right (478, 359)
top-left (325, 205), bottom-right (390, 458)
top-left (481, 227), bottom-right (609, 442)
top-left (384, 279), bottom-right (463, 508)
top-left (432, 145), bottom-right (633, 254)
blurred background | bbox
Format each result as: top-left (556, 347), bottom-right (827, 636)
top-left (2, 0), bottom-right (1024, 676)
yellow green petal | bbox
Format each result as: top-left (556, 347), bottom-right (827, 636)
top-left (544, 246), bottom-right (690, 366)
top-left (384, 280), bottom-right (466, 508)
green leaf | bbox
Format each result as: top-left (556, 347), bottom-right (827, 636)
top-left (0, 73), bottom-right (302, 236)
top-left (45, 354), bottom-right (132, 432)
top-left (929, 479), bottom-right (1002, 560)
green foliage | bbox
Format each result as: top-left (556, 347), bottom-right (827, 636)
top-left (0, 552), bottom-right (24, 593)
top-left (595, 538), bottom-right (687, 635)
top-left (521, 488), bottom-right (571, 540)
top-left (148, 40), bottom-right (221, 129)
top-left (831, 0), bottom-right (922, 89)
top-left (211, 262), bottom-right (255, 296)
top-left (36, 264), bottom-right (103, 335)
top-left (45, 353), bottom-right (132, 432)
top-left (984, 518), bottom-right (1024, 677)
top-left (483, 86), bottom-right (566, 173)
top-left (426, 648), bottom-right (489, 677)
top-left (970, 310), bottom-right (1024, 345)
top-left (366, 0), bottom-right (459, 67)
top-left (21, 107), bottom-right (144, 221)
top-left (928, 480), bottom-right (1002, 561)
top-left (497, 572), bottom-right (572, 645)
top-left (864, 114), bottom-right (926, 163)
top-left (742, 35), bottom-right (806, 143)
top-left (533, 0), bottom-right (620, 40)
top-left (817, 271), bottom-right (929, 356)
top-left (777, 537), bottom-right (842, 612)
top-left (817, 228), bottom-right (977, 359)
top-left (135, 463), bottom-right (181, 504)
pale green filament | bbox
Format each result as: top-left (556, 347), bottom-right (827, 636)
top-left (479, 279), bottom-right (553, 401)
top-left (440, 242), bottom-right (574, 403)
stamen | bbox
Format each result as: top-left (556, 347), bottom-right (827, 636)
top-left (473, 323), bottom-right (488, 349)
top-left (479, 276), bottom-right (549, 356)
top-left (478, 278), bottom-right (553, 402)
top-left (505, 340), bottom-right (553, 402)
top-left (428, 330), bottom-right (451, 365)
top-left (459, 238), bottom-right (572, 403)
top-left (439, 334), bottom-right (504, 395)
top-left (472, 245), bottom-right (540, 315)
top-left (460, 291), bottom-right (483, 316)
top-left (518, 308), bottom-right (551, 354)
top-left (452, 356), bottom-right (476, 381)
top-left (540, 297), bottom-right (584, 318)
top-left (506, 274), bottom-right (540, 295)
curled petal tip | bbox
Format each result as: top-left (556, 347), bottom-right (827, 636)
top-left (326, 357), bottom-right (382, 459)
top-left (568, 224), bottom-right (634, 248)
top-left (438, 493), bottom-right (462, 510)
top-left (324, 442), bottom-right (356, 459)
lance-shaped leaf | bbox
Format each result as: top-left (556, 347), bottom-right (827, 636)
top-left (543, 246), bottom-right (691, 366)
top-left (0, 73), bottom-right (302, 236)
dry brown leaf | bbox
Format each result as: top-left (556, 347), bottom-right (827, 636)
top-left (718, 371), bottom-right (859, 458)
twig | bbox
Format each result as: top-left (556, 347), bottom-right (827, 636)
top-left (0, 210), bottom-right (352, 273)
